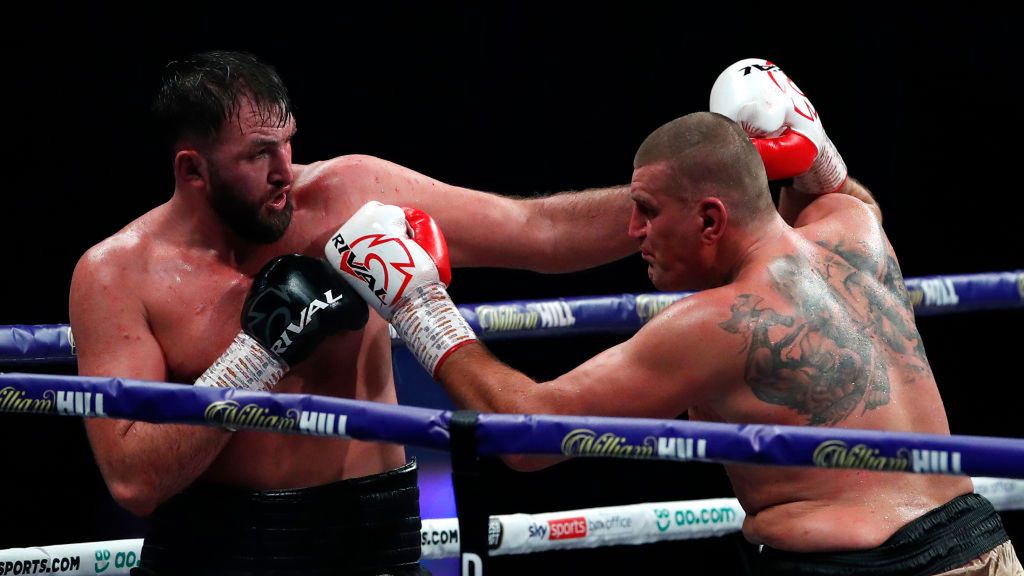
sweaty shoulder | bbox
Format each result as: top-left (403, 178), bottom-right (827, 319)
top-left (793, 193), bottom-right (878, 230)
top-left (295, 154), bottom-right (460, 218)
top-left (633, 286), bottom-right (756, 409)
top-left (71, 219), bottom-right (155, 302)
top-left (647, 287), bottom-right (751, 357)
top-left (294, 154), bottom-right (413, 206)
top-left (794, 195), bottom-right (889, 275)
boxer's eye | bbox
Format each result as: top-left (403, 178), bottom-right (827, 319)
top-left (635, 202), bottom-right (655, 217)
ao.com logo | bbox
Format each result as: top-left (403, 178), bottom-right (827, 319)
top-left (653, 506), bottom-right (738, 532)
top-left (94, 548), bottom-right (138, 573)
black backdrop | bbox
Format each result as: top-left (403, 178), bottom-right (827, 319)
top-left (4, 3), bottom-right (1021, 573)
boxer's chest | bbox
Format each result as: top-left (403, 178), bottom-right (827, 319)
top-left (144, 205), bottom-right (349, 382)
top-left (147, 262), bottom-right (254, 382)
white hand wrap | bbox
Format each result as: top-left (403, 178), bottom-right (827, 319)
top-left (194, 331), bottom-right (287, 392)
top-left (325, 201), bottom-right (477, 379)
top-left (391, 283), bottom-right (477, 379)
top-left (793, 135), bottom-right (847, 196)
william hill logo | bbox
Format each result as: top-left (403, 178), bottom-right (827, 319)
top-left (560, 429), bottom-right (707, 461)
top-left (203, 401), bottom-right (348, 436)
top-left (911, 278), bottom-right (960, 307)
top-left (813, 440), bottom-right (909, 471)
top-left (475, 302), bottom-right (575, 332)
top-left (0, 386), bottom-right (106, 416)
top-left (0, 386), bottom-right (54, 414)
top-left (635, 294), bottom-right (682, 322)
top-left (812, 440), bottom-right (964, 474)
top-left (204, 401), bottom-right (298, 432)
top-left (561, 429), bottom-right (655, 458)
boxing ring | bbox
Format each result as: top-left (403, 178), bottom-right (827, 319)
top-left (1, 270), bottom-right (1022, 575)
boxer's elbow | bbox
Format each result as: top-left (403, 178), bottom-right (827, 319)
top-left (106, 475), bottom-right (162, 517)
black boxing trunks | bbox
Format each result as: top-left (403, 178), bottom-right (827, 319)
top-left (757, 493), bottom-right (1012, 576)
top-left (131, 460), bottom-right (429, 576)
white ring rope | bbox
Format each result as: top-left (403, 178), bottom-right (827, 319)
top-left (2, 478), bottom-right (1020, 575)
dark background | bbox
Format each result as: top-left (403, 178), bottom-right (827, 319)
top-left (4, 3), bottom-right (1021, 573)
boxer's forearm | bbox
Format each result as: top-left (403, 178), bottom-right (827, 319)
top-left (779, 177), bottom-right (881, 226)
top-left (522, 185), bottom-right (638, 272)
top-left (441, 184), bottom-right (637, 273)
top-left (436, 343), bottom-right (567, 471)
top-left (87, 419), bottom-right (232, 517)
top-left (436, 342), bottom-right (543, 414)
top-left (322, 155), bottom-right (637, 272)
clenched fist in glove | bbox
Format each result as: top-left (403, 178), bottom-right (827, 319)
top-left (196, 255), bottom-right (369, 392)
top-left (710, 58), bottom-right (847, 195)
top-left (324, 201), bottom-right (477, 378)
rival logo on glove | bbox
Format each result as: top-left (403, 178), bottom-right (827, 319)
top-left (246, 287), bottom-right (348, 357)
top-left (737, 61), bottom-right (779, 76)
top-left (736, 60), bottom-right (818, 124)
top-left (330, 232), bottom-right (416, 307)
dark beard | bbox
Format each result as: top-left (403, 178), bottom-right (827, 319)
top-left (208, 167), bottom-right (292, 244)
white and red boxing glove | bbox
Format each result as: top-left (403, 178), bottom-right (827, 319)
top-left (324, 201), bottom-right (476, 378)
top-left (710, 58), bottom-right (847, 195)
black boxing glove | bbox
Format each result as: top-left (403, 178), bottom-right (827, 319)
top-left (195, 255), bottom-right (369, 391)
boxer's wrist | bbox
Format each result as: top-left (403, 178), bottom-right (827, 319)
top-left (792, 135), bottom-right (848, 196)
top-left (195, 331), bottom-right (288, 392)
top-left (391, 283), bottom-right (477, 379)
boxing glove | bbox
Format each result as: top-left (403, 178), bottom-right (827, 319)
top-left (195, 254), bottom-right (369, 391)
top-left (324, 201), bottom-right (476, 378)
top-left (710, 58), bottom-right (847, 195)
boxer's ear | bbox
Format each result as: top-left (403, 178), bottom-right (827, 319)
top-left (174, 148), bottom-right (208, 190)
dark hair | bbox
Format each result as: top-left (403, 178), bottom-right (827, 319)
top-left (634, 112), bottom-right (774, 224)
top-left (152, 51), bottom-right (293, 154)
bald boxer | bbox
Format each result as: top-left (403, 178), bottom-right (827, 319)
top-left (330, 60), bottom-right (1022, 575)
top-left (69, 50), bottom-right (637, 575)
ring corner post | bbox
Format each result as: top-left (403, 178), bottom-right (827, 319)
top-left (449, 409), bottom-right (490, 576)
